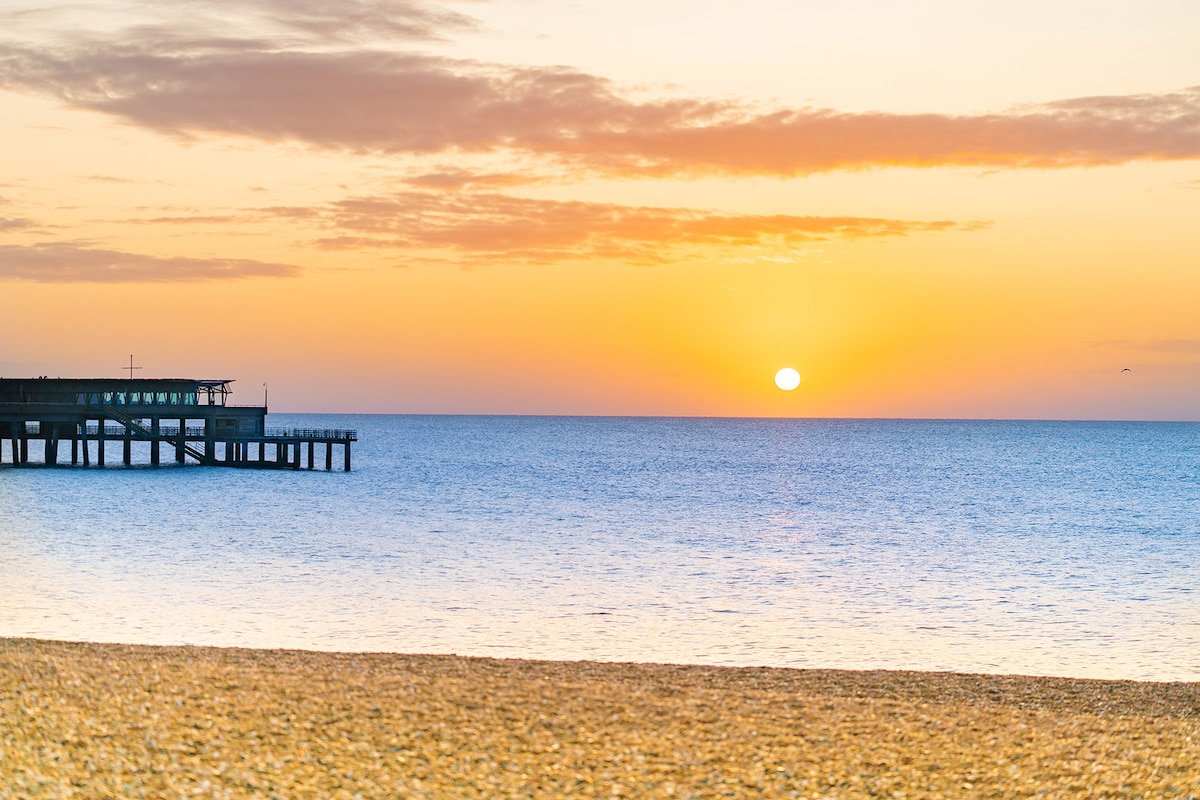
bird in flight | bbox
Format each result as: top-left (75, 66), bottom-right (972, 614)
top-left (1121, 368), bottom-right (1132, 372)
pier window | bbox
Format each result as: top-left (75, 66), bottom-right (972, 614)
top-left (90, 393), bottom-right (100, 404)
top-left (169, 392), bottom-right (180, 404)
top-left (115, 392), bottom-right (126, 404)
top-left (157, 392), bottom-right (168, 404)
top-left (103, 392), bottom-right (113, 403)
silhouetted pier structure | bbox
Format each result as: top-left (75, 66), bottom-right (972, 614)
top-left (0, 378), bottom-right (355, 470)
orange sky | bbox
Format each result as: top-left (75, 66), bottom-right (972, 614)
top-left (1, 1), bottom-right (1198, 417)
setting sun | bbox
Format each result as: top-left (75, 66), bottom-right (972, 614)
top-left (774, 368), bottom-right (801, 391)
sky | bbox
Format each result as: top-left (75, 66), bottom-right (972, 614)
top-left (0, 0), bottom-right (1197, 417)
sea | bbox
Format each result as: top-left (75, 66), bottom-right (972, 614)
top-left (1, 416), bottom-right (1197, 681)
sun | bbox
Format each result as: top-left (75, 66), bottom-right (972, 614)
top-left (774, 368), bottom-right (801, 391)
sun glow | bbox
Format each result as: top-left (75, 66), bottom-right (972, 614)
top-left (774, 368), bottom-right (801, 391)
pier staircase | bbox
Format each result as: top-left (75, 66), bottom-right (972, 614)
top-left (102, 406), bottom-right (210, 464)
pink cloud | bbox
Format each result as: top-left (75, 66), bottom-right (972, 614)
top-left (567, 89), bottom-right (1200, 175)
top-left (2, 30), bottom-right (1197, 176)
top-left (301, 191), bottom-right (979, 263)
top-left (0, 216), bottom-right (35, 231)
top-left (0, 242), bottom-right (301, 282)
top-left (402, 170), bottom-right (545, 190)
top-left (246, 0), bottom-right (479, 42)
top-left (0, 47), bottom-right (710, 154)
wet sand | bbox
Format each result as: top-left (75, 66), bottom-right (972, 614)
top-left (3, 637), bottom-right (1198, 798)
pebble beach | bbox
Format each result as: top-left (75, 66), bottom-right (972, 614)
top-left (3, 638), bottom-right (1198, 798)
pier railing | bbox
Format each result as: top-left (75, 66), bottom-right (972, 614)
top-left (264, 427), bottom-right (358, 441)
top-left (68, 424), bottom-right (356, 441)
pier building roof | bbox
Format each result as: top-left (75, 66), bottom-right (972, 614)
top-left (0, 378), bottom-right (236, 407)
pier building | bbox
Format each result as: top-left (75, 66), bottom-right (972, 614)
top-left (0, 378), bottom-right (355, 470)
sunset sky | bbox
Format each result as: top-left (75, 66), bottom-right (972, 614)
top-left (1, 0), bottom-right (1197, 417)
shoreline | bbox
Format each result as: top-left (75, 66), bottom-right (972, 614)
top-left (5, 638), bottom-right (1199, 798)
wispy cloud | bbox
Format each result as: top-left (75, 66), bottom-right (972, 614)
top-left (0, 242), bottom-right (301, 282)
top-left (576, 89), bottom-right (1200, 176)
top-left (2, 18), bottom-right (1198, 177)
top-left (243, 0), bottom-right (480, 43)
top-left (402, 169), bottom-right (546, 190)
top-left (0, 46), bottom-right (711, 155)
top-left (3, 0), bottom-right (478, 45)
top-left (1094, 338), bottom-right (1200, 355)
top-left (295, 191), bottom-right (981, 263)
top-left (0, 216), bottom-right (35, 231)
top-left (82, 175), bottom-right (138, 184)
top-left (134, 214), bottom-right (244, 225)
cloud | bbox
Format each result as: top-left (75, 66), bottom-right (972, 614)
top-left (402, 169), bottom-right (545, 190)
top-left (82, 174), bottom-right (137, 184)
top-left (572, 89), bottom-right (1200, 175)
top-left (243, 0), bottom-right (479, 43)
top-left (2, 23), bottom-right (1199, 177)
top-left (0, 216), bottom-right (35, 231)
top-left (0, 242), bottom-right (301, 282)
top-left (135, 214), bottom-right (244, 225)
top-left (301, 191), bottom-right (980, 263)
top-left (1095, 339), bottom-right (1200, 355)
top-left (3, 0), bottom-right (477, 46)
top-left (0, 45), bottom-right (710, 154)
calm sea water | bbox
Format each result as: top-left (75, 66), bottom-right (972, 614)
top-left (1, 416), bottom-right (1198, 680)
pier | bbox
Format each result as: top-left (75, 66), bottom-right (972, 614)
top-left (0, 378), bottom-right (355, 470)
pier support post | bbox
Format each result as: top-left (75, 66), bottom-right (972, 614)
top-left (97, 424), bottom-right (105, 466)
top-left (176, 418), bottom-right (186, 463)
top-left (344, 440), bottom-right (351, 472)
top-left (150, 418), bottom-right (160, 466)
top-left (19, 433), bottom-right (28, 465)
top-left (46, 423), bottom-right (58, 466)
top-left (325, 442), bottom-right (332, 471)
top-left (204, 419), bottom-right (215, 465)
top-left (123, 425), bottom-right (132, 466)
top-left (307, 441), bottom-right (314, 470)
top-left (81, 423), bottom-right (90, 467)
top-left (71, 434), bottom-right (78, 465)
top-left (258, 442), bottom-right (265, 462)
